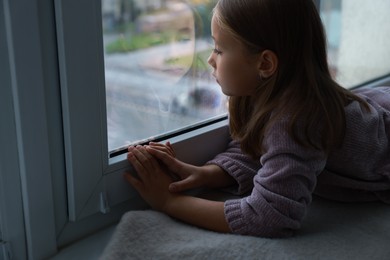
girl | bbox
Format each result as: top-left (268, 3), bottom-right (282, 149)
top-left (125, 0), bottom-right (390, 237)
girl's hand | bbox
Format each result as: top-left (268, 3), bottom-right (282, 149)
top-left (148, 141), bottom-right (175, 157)
top-left (124, 145), bottom-right (178, 212)
top-left (145, 144), bottom-right (235, 192)
top-left (145, 144), bottom-right (204, 192)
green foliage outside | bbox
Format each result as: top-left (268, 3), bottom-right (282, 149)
top-left (105, 0), bottom-right (217, 75)
top-left (105, 31), bottom-right (191, 54)
top-left (105, 0), bottom-right (217, 54)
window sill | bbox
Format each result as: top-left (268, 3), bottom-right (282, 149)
top-left (50, 225), bottom-right (116, 260)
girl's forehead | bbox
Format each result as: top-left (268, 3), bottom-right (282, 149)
top-left (211, 17), bottom-right (237, 44)
top-left (211, 14), bottom-right (228, 39)
top-left (210, 16), bottom-right (222, 40)
top-left (211, 11), bottom-right (224, 32)
top-left (211, 15), bottom-right (219, 32)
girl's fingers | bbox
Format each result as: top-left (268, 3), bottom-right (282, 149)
top-left (136, 146), bottom-right (161, 169)
top-left (146, 146), bottom-right (184, 176)
top-left (129, 146), bottom-right (161, 174)
top-left (127, 151), bottom-right (147, 179)
top-left (145, 146), bottom-right (175, 165)
top-left (132, 146), bottom-right (151, 164)
top-left (148, 142), bottom-right (168, 150)
top-left (149, 142), bottom-right (164, 147)
top-left (169, 178), bottom-right (194, 192)
top-left (149, 141), bottom-right (175, 157)
top-left (165, 141), bottom-right (176, 157)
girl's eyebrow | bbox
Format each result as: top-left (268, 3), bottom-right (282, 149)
top-left (211, 35), bottom-right (227, 48)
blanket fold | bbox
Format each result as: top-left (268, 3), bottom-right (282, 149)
top-left (101, 197), bottom-right (390, 260)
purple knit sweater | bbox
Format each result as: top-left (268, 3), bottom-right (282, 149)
top-left (207, 87), bottom-right (390, 237)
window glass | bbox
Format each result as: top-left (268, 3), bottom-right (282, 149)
top-left (102, 0), bottom-right (390, 152)
top-left (102, 0), bottom-right (224, 152)
top-left (320, 0), bottom-right (390, 88)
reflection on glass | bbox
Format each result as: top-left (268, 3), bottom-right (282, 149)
top-left (102, 0), bottom-right (224, 151)
top-left (103, 0), bottom-right (390, 152)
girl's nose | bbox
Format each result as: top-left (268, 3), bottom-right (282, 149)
top-left (207, 52), bottom-right (216, 68)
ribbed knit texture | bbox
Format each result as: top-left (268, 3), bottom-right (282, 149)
top-left (207, 87), bottom-right (390, 237)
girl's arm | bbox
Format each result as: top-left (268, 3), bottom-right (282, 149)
top-left (221, 119), bottom-right (328, 237)
top-left (125, 145), bottom-right (231, 233)
top-left (146, 142), bottom-right (237, 192)
top-left (163, 195), bottom-right (230, 233)
top-left (146, 140), bottom-right (260, 195)
top-left (206, 140), bottom-right (261, 195)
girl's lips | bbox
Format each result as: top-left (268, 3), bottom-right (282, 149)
top-left (211, 73), bottom-right (219, 84)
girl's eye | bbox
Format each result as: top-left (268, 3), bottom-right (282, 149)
top-left (213, 48), bottom-right (222, 55)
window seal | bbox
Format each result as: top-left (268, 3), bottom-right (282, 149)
top-left (109, 114), bottom-right (228, 158)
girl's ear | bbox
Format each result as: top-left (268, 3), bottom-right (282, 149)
top-left (258, 50), bottom-right (278, 78)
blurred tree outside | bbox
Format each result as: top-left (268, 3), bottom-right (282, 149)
top-left (104, 0), bottom-right (217, 53)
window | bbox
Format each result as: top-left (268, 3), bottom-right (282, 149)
top-left (2, 0), bottom-right (389, 258)
top-left (102, 0), bottom-right (226, 154)
top-left (103, 0), bottom-right (390, 156)
top-left (55, 0), bottom-right (228, 226)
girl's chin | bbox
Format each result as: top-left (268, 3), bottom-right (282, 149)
top-left (220, 88), bottom-right (232, 96)
top-left (217, 81), bottom-right (236, 96)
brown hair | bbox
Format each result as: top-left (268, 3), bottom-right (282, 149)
top-left (214, 0), bottom-right (369, 158)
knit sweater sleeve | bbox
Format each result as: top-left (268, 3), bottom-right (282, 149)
top-left (223, 121), bottom-right (327, 237)
top-left (206, 140), bottom-right (261, 195)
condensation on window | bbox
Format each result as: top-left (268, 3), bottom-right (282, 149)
top-left (102, 0), bottom-right (225, 151)
top-left (320, 0), bottom-right (390, 88)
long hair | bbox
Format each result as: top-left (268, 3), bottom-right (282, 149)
top-left (214, 0), bottom-right (369, 158)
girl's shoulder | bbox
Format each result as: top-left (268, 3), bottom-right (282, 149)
top-left (352, 86), bottom-right (390, 111)
top-left (343, 87), bottom-right (390, 145)
top-left (352, 86), bottom-right (390, 95)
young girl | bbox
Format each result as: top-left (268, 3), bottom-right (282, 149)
top-left (125, 0), bottom-right (390, 237)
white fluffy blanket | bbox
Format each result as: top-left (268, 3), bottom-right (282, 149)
top-left (100, 197), bottom-right (390, 260)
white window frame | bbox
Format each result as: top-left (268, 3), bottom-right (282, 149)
top-left (1, 0), bottom-right (229, 257)
top-left (1, 0), bottom-right (57, 259)
top-left (54, 0), bottom-right (230, 225)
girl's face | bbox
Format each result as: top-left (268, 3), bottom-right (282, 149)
top-left (207, 15), bottom-right (261, 97)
